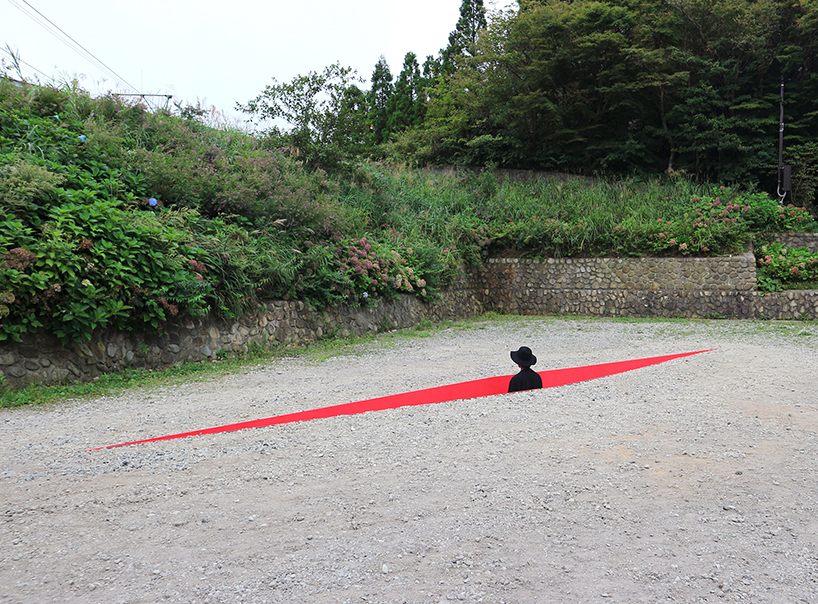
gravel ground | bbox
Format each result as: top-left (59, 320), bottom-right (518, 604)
top-left (2, 316), bottom-right (818, 604)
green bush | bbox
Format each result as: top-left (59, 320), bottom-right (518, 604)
top-left (755, 242), bottom-right (818, 292)
top-left (0, 157), bottom-right (64, 213)
top-left (2, 78), bottom-right (817, 346)
top-left (0, 198), bottom-right (214, 342)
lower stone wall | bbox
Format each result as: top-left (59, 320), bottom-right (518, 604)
top-left (0, 275), bottom-right (483, 389)
top-left (754, 290), bottom-right (818, 319)
top-left (4, 252), bottom-right (818, 389)
top-left (768, 232), bottom-right (818, 253)
top-left (484, 287), bottom-right (818, 320)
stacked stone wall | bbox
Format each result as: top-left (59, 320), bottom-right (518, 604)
top-left (767, 232), bottom-right (818, 253)
top-left (475, 253), bottom-right (817, 320)
top-left (480, 253), bottom-right (756, 303)
top-left (0, 275), bottom-right (482, 389)
top-left (4, 253), bottom-right (818, 389)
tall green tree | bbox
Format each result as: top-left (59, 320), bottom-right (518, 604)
top-left (446, 0), bottom-right (488, 58)
top-left (387, 52), bottom-right (426, 133)
top-left (238, 63), bottom-right (364, 169)
top-left (368, 56), bottom-right (394, 145)
top-left (335, 84), bottom-right (371, 159)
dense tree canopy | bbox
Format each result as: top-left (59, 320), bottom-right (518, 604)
top-left (387, 53), bottom-right (426, 134)
top-left (238, 0), bottom-right (818, 204)
top-left (413, 0), bottom-right (818, 193)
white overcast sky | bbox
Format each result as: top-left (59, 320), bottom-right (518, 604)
top-left (1, 0), bottom-right (512, 125)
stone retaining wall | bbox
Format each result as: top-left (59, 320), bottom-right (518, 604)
top-left (483, 287), bottom-right (818, 321)
top-left (3, 251), bottom-right (818, 389)
top-left (767, 232), bottom-right (818, 253)
top-left (0, 276), bottom-right (482, 389)
top-left (476, 252), bottom-right (817, 320)
top-left (480, 253), bottom-right (757, 295)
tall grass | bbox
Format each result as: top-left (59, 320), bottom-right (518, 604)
top-left (1, 78), bottom-right (816, 345)
top-left (339, 166), bottom-right (757, 263)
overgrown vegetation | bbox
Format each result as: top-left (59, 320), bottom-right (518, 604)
top-left (239, 0), bottom-right (818, 207)
top-left (0, 80), bottom-right (443, 343)
top-left (755, 241), bottom-right (818, 292)
top-left (1, 55), bottom-right (816, 344)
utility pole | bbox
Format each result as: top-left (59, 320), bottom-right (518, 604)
top-left (777, 75), bottom-right (791, 204)
top-left (113, 93), bottom-right (173, 112)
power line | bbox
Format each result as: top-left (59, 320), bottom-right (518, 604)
top-left (10, 0), bottom-right (139, 92)
top-left (5, 0), bottom-right (140, 93)
top-left (0, 45), bottom-right (53, 82)
top-left (7, 0), bottom-right (139, 91)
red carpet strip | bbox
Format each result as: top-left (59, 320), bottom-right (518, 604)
top-left (89, 350), bottom-right (712, 450)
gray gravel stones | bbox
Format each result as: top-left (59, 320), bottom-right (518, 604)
top-left (2, 316), bottom-right (818, 603)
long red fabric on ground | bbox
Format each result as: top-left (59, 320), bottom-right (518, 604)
top-left (88, 350), bottom-right (712, 450)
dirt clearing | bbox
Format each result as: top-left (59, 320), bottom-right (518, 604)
top-left (2, 317), bottom-right (817, 603)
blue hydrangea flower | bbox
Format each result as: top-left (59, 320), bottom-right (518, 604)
top-left (363, 292), bottom-right (369, 298)
top-left (148, 197), bottom-right (158, 207)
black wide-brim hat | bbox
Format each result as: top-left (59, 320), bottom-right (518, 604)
top-left (510, 346), bottom-right (537, 367)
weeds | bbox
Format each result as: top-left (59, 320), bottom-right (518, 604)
top-left (1, 79), bottom-right (817, 346)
